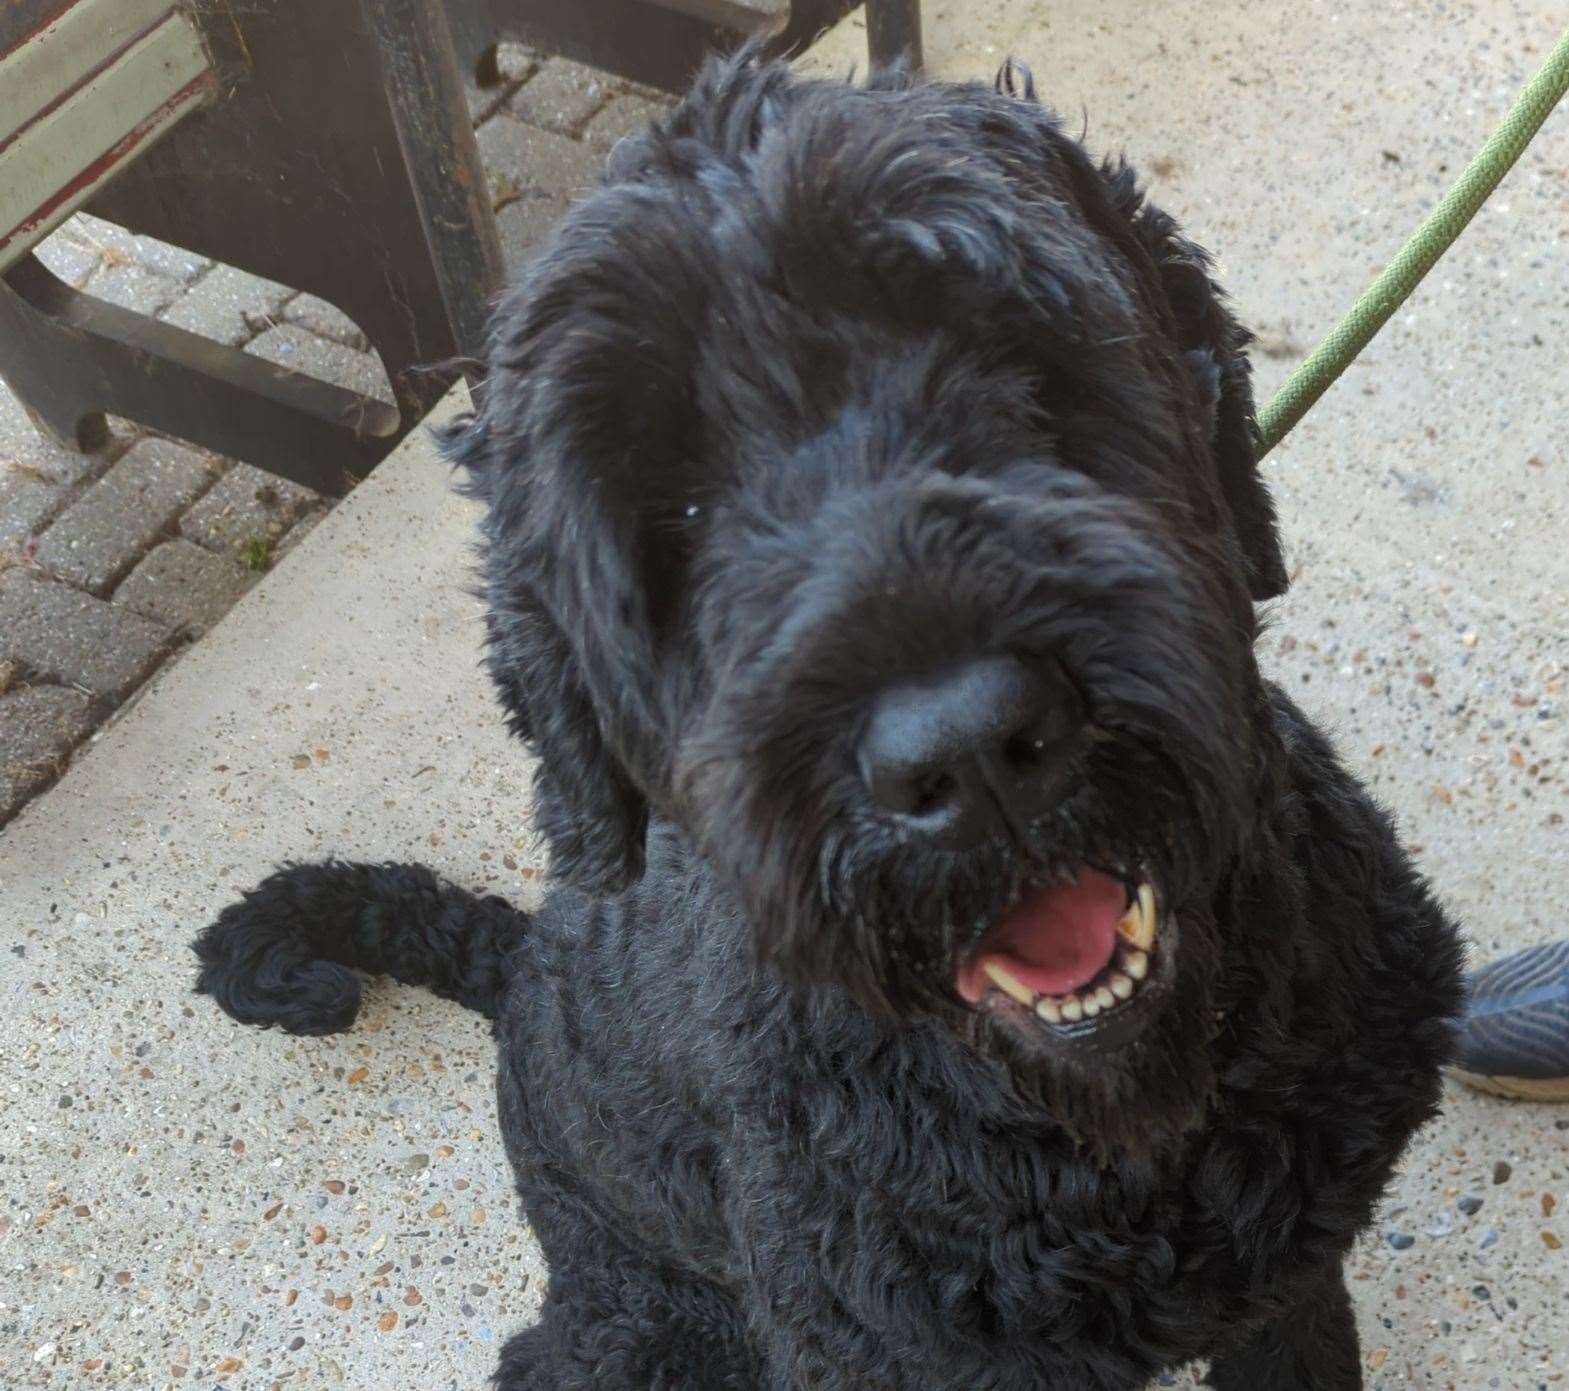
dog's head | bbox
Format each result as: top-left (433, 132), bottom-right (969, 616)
top-left (450, 56), bottom-right (1288, 1150)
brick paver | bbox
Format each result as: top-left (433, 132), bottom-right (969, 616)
top-left (161, 265), bottom-right (292, 347)
top-left (478, 115), bottom-right (596, 213)
top-left (245, 325), bottom-right (394, 403)
top-left (0, 472), bottom-right (68, 552)
top-left (34, 439), bottom-right (220, 594)
top-left (32, 228), bottom-right (101, 287)
top-left (71, 213), bottom-right (210, 282)
top-left (508, 56), bottom-right (612, 136)
top-left (495, 197), bottom-right (570, 267)
top-left (282, 293), bottom-right (368, 350)
top-left (82, 261), bottom-right (184, 316)
top-left (582, 93), bottom-right (670, 154)
top-left (0, 383), bottom-right (128, 488)
top-left (115, 538), bottom-right (256, 636)
top-left (276, 506), bottom-right (328, 560)
top-left (0, 684), bottom-right (97, 821)
top-left (180, 463), bottom-right (322, 556)
top-left (0, 570), bottom-right (171, 701)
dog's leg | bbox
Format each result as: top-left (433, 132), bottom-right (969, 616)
top-left (1206, 1262), bottom-right (1362, 1391)
top-left (492, 1255), bottom-right (757, 1391)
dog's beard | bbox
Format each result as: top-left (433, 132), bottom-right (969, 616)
top-left (969, 906), bottom-right (1227, 1161)
top-left (682, 715), bottom-right (1248, 1160)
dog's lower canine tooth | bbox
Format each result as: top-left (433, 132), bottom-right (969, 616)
top-left (1109, 972), bottom-right (1135, 1000)
top-left (1125, 949), bottom-right (1149, 981)
top-left (1036, 997), bottom-right (1063, 1025)
top-left (982, 959), bottom-right (1037, 1008)
top-left (1060, 997), bottom-right (1084, 1023)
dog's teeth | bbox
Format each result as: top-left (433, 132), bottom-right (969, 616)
top-left (982, 959), bottom-right (1037, 1008)
top-left (1109, 972), bottom-right (1135, 1000)
top-left (1138, 882), bottom-right (1158, 939)
top-left (1093, 985), bottom-right (1116, 1011)
top-left (1116, 888), bottom-right (1156, 952)
top-left (1060, 996), bottom-right (1084, 1023)
top-left (1036, 997), bottom-right (1063, 1025)
top-left (1125, 949), bottom-right (1149, 981)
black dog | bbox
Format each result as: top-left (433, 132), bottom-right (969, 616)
top-left (194, 53), bottom-right (1464, 1389)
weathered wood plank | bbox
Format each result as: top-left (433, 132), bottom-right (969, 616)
top-left (0, 0), bottom-right (176, 142)
top-left (0, 9), bottom-right (214, 272)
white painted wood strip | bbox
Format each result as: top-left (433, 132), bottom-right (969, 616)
top-left (0, 0), bottom-right (177, 145)
top-left (0, 10), bottom-right (212, 273)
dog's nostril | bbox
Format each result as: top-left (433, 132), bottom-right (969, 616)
top-left (858, 657), bottom-right (1079, 847)
top-left (1003, 731), bottom-right (1049, 771)
top-left (911, 771), bottom-right (957, 817)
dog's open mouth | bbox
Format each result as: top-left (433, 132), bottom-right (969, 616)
top-left (954, 868), bottom-right (1170, 1046)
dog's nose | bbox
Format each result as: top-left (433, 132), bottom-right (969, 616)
top-left (857, 656), bottom-right (1080, 848)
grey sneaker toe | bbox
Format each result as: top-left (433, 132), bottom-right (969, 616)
top-left (1452, 940), bottom-right (1569, 1101)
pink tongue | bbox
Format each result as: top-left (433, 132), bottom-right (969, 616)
top-left (955, 869), bottom-right (1125, 1004)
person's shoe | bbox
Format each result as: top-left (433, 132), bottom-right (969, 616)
top-left (1451, 940), bottom-right (1569, 1101)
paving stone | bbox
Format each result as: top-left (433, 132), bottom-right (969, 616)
top-left (161, 265), bottom-right (291, 347)
top-left (275, 505), bottom-right (329, 560)
top-left (282, 293), bottom-right (369, 350)
top-left (478, 114), bottom-right (596, 210)
top-left (465, 74), bottom-right (507, 125)
top-left (180, 463), bottom-right (322, 556)
top-left (496, 41), bottom-right (541, 84)
top-left (0, 430), bottom-right (117, 488)
top-left (0, 384), bottom-right (132, 487)
top-left (465, 41), bottom-right (544, 123)
top-left (33, 439), bottom-right (220, 595)
top-left (114, 538), bottom-right (255, 636)
top-left (0, 471), bottom-right (68, 551)
top-left (245, 325), bottom-right (393, 403)
top-left (581, 93), bottom-right (671, 154)
top-left (496, 193), bottom-right (575, 267)
top-left (0, 684), bottom-right (97, 823)
top-left (32, 225), bottom-right (101, 287)
top-left (0, 570), bottom-right (170, 700)
top-left (82, 260), bottom-right (184, 316)
top-left (477, 114), bottom-right (592, 235)
top-left (507, 56), bottom-right (612, 136)
top-left (71, 213), bottom-right (210, 282)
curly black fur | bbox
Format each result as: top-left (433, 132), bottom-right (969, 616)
top-left (193, 51), bottom-right (1464, 1390)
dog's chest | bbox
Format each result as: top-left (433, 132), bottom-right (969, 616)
top-left (769, 1090), bottom-right (1348, 1379)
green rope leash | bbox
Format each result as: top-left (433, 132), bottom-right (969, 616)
top-left (1254, 25), bottom-right (1569, 460)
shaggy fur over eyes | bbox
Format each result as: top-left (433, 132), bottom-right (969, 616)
top-left (194, 50), bottom-right (1464, 1390)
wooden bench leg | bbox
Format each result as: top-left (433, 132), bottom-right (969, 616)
top-left (74, 0), bottom-right (474, 475)
top-left (360, 0), bottom-right (506, 363)
top-left (866, 0), bottom-right (923, 71)
top-left (0, 256), bottom-right (399, 496)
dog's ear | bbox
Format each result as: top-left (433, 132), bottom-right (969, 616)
top-left (439, 208), bottom-right (715, 890)
top-left (439, 188), bottom-right (716, 893)
top-left (441, 409), bottom-right (653, 893)
top-left (1098, 161), bottom-right (1290, 601)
